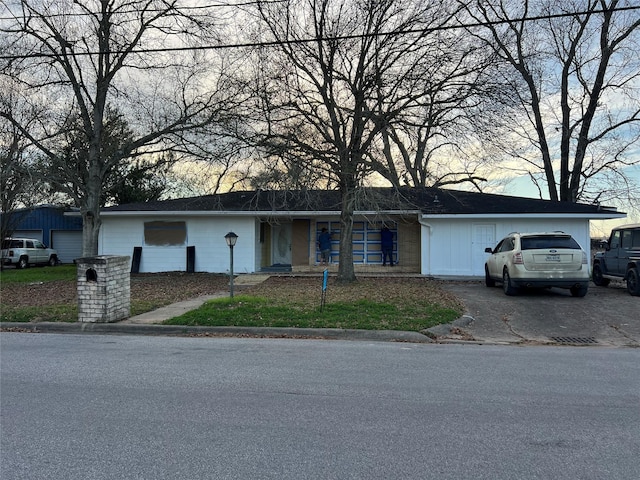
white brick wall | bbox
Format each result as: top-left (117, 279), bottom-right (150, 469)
top-left (76, 256), bottom-right (130, 323)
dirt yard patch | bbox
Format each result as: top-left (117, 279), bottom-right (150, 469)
top-left (1, 273), bottom-right (229, 309)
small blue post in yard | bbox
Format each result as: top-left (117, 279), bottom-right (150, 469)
top-left (320, 269), bottom-right (329, 311)
top-left (224, 232), bottom-right (238, 298)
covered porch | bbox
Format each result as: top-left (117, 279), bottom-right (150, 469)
top-left (258, 216), bottom-right (422, 274)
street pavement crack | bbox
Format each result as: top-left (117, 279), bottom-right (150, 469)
top-left (502, 313), bottom-right (527, 342)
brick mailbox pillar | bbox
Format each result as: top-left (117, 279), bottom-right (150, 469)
top-left (76, 255), bottom-right (131, 323)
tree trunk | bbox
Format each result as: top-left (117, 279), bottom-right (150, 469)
top-left (81, 211), bottom-right (101, 257)
top-left (81, 185), bottom-right (102, 257)
top-left (337, 186), bottom-right (357, 283)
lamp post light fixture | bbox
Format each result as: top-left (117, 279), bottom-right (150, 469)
top-left (224, 232), bottom-right (238, 298)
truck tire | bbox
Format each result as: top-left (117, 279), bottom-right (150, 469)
top-left (48, 256), bottom-right (58, 267)
top-left (18, 256), bottom-right (28, 269)
top-left (592, 263), bottom-right (610, 287)
top-left (627, 267), bottom-right (640, 296)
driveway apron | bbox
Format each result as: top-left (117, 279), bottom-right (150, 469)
top-left (440, 280), bottom-right (639, 347)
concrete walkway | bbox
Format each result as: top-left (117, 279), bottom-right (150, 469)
top-left (122, 294), bottom-right (226, 324)
top-left (122, 274), bottom-right (273, 324)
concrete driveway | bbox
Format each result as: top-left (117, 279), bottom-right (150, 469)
top-left (437, 280), bottom-right (639, 347)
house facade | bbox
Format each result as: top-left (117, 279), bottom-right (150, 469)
top-left (97, 188), bottom-right (624, 276)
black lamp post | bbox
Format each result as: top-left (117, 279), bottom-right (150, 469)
top-left (224, 232), bottom-right (238, 298)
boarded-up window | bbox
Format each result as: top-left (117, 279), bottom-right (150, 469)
top-left (144, 221), bottom-right (187, 246)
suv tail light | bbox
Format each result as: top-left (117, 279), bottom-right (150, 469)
top-left (513, 252), bottom-right (524, 264)
top-left (582, 251), bottom-right (587, 264)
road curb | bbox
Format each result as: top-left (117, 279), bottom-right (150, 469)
top-left (0, 322), bottom-right (435, 343)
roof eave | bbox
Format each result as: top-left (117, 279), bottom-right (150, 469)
top-left (100, 209), bottom-right (422, 217)
top-left (421, 212), bottom-right (627, 220)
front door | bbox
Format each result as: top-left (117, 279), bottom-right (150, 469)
top-left (272, 223), bottom-right (292, 265)
top-left (472, 224), bottom-right (496, 276)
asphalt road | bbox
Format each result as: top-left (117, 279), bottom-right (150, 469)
top-left (2, 333), bottom-right (639, 480)
top-left (438, 280), bottom-right (639, 347)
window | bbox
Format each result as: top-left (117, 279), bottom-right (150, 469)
top-left (1, 240), bottom-right (22, 249)
top-left (144, 221), bottom-right (187, 246)
top-left (314, 221), bottom-right (397, 264)
top-left (521, 235), bottom-right (580, 250)
top-left (610, 231), bottom-right (621, 249)
top-left (498, 238), bottom-right (514, 252)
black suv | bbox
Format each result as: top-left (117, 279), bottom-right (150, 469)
top-left (592, 224), bottom-right (640, 296)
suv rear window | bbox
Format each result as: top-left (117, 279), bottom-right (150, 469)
top-left (521, 236), bottom-right (581, 250)
top-left (1, 239), bottom-right (23, 249)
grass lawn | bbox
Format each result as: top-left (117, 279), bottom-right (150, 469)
top-left (0, 264), bottom-right (77, 283)
top-left (1, 268), bottom-right (464, 331)
top-left (0, 265), bottom-right (79, 322)
top-left (165, 276), bottom-right (464, 332)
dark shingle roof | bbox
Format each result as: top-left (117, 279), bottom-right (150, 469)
top-left (101, 187), bottom-right (618, 216)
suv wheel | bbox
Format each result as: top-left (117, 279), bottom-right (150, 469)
top-left (485, 265), bottom-right (496, 287)
top-left (17, 256), bottom-right (28, 269)
top-left (592, 263), bottom-right (610, 287)
top-left (502, 268), bottom-right (518, 296)
top-left (48, 256), bottom-right (58, 267)
top-left (627, 267), bottom-right (640, 296)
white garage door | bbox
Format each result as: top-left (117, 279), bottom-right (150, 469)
top-left (52, 231), bottom-right (82, 264)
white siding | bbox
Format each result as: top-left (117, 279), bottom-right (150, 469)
top-left (99, 216), bottom-right (257, 273)
top-left (422, 217), bottom-right (591, 277)
top-left (100, 212), bottom-right (594, 276)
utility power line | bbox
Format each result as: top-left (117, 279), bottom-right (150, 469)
top-left (0, 5), bottom-right (638, 60)
top-left (0, 0), bottom-right (286, 20)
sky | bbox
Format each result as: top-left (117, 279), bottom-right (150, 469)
top-left (502, 166), bottom-right (639, 238)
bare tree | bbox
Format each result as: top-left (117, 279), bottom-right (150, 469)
top-left (0, 128), bottom-right (44, 241)
top-left (252, 0), bottom-right (462, 282)
top-left (463, 0), bottom-right (640, 203)
top-left (364, 21), bottom-right (497, 191)
top-left (0, 0), bottom-right (246, 256)
top-left (0, 86), bottom-right (50, 241)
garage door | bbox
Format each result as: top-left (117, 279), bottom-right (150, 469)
top-left (11, 230), bottom-right (43, 242)
top-left (52, 231), bottom-right (82, 264)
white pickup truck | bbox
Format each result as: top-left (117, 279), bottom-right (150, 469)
top-left (1, 238), bottom-right (59, 269)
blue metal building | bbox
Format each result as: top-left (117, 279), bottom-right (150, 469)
top-left (2, 205), bottom-right (83, 264)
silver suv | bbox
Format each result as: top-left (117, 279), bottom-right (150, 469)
top-left (1, 238), bottom-right (59, 269)
top-left (484, 232), bottom-right (590, 297)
